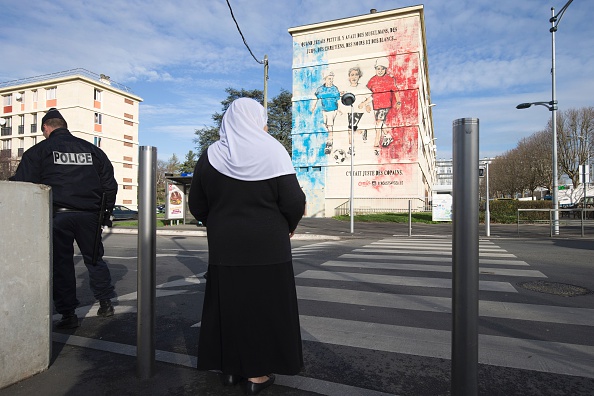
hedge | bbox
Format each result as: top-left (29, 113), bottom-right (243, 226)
top-left (479, 199), bottom-right (553, 224)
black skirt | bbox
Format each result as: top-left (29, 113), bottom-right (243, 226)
top-left (197, 262), bottom-right (303, 378)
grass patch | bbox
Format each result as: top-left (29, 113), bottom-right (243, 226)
top-left (333, 212), bottom-right (441, 224)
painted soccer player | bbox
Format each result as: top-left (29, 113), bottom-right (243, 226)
top-left (313, 71), bottom-right (342, 154)
top-left (366, 57), bottom-right (401, 148)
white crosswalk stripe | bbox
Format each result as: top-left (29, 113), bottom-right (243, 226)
top-left (294, 237), bottom-right (594, 379)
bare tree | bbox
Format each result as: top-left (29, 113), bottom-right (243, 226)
top-left (553, 107), bottom-right (594, 187)
top-left (0, 154), bottom-right (19, 181)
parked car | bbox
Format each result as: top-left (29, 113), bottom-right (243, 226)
top-left (156, 205), bottom-right (165, 213)
top-left (111, 205), bottom-right (139, 221)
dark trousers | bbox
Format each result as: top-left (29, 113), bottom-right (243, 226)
top-left (52, 211), bottom-right (116, 315)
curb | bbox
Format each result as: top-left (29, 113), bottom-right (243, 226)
top-left (104, 227), bottom-right (341, 240)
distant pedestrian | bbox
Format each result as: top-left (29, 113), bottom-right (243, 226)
top-left (189, 98), bottom-right (306, 395)
top-left (10, 108), bottom-right (117, 329)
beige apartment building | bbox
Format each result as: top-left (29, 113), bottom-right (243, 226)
top-left (0, 69), bottom-right (143, 207)
top-left (289, 6), bottom-right (436, 217)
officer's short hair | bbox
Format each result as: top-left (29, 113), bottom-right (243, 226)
top-left (45, 118), bottom-right (68, 129)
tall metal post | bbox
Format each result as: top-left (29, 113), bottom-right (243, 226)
top-left (137, 146), bottom-right (157, 379)
top-left (451, 118), bottom-right (479, 396)
top-left (263, 55), bottom-right (269, 111)
top-left (485, 161), bottom-right (490, 237)
top-left (550, 7), bottom-right (560, 235)
top-left (350, 106), bottom-right (354, 234)
top-left (408, 200), bottom-right (412, 237)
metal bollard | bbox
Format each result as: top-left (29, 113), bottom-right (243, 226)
top-left (137, 146), bottom-right (157, 379)
top-left (451, 118), bottom-right (479, 396)
top-left (408, 200), bottom-right (412, 237)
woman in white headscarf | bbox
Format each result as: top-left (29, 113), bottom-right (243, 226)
top-left (189, 97), bottom-right (306, 395)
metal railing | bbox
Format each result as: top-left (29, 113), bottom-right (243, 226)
top-left (517, 208), bottom-right (594, 237)
top-left (1, 127), bottom-right (11, 136)
top-left (334, 197), bottom-right (431, 216)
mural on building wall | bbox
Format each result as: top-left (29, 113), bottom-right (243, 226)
top-left (291, 13), bottom-right (423, 210)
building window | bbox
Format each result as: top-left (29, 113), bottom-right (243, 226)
top-left (1, 118), bottom-right (11, 136)
top-left (46, 87), bottom-right (57, 100)
top-left (31, 113), bottom-right (38, 133)
top-left (32, 136), bottom-right (37, 145)
top-left (2, 139), bottom-right (11, 149)
top-left (94, 89), bottom-right (102, 102)
top-left (18, 115), bottom-right (24, 134)
top-left (94, 113), bottom-right (102, 124)
top-left (45, 87), bottom-right (57, 107)
top-left (94, 137), bottom-right (102, 147)
top-left (3, 94), bottom-right (12, 106)
top-left (32, 90), bottom-right (38, 102)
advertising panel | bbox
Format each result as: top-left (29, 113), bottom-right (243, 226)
top-left (165, 182), bottom-right (184, 220)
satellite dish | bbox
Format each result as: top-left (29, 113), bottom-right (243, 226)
top-left (0, 119), bottom-right (6, 126)
top-left (15, 93), bottom-right (22, 101)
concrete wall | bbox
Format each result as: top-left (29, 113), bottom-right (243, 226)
top-left (0, 181), bottom-right (52, 389)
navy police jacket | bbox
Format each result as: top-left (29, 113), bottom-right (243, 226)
top-left (10, 128), bottom-right (118, 212)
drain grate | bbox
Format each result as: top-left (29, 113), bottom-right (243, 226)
top-left (517, 281), bottom-right (592, 297)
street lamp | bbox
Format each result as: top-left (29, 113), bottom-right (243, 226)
top-left (515, 0), bottom-right (573, 235)
top-left (482, 158), bottom-right (492, 237)
top-left (579, 134), bottom-right (590, 209)
top-left (341, 92), bottom-right (356, 234)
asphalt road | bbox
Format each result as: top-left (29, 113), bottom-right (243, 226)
top-left (17, 232), bottom-right (594, 395)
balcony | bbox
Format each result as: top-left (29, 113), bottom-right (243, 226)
top-left (1, 127), bottom-right (12, 136)
top-left (0, 149), bottom-right (11, 158)
top-left (18, 125), bottom-right (24, 134)
top-left (30, 124), bottom-right (38, 133)
top-left (18, 148), bottom-right (24, 157)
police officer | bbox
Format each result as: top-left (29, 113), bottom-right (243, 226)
top-left (10, 108), bottom-right (118, 329)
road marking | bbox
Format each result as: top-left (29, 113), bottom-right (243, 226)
top-left (296, 286), bottom-right (594, 326)
top-left (353, 249), bottom-right (517, 257)
top-left (340, 253), bottom-right (529, 266)
top-left (299, 315), bottom-right (594, 379)
top-left (296, 270), bottom-right (518, 292)
top-left (320, 261), bottom-right (546, 277)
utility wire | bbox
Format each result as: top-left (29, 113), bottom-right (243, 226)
top-left (225, 0), bottom-right (264, 65)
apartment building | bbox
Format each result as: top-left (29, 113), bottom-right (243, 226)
top-left (289, 6), bottom-right (436, 216)
top-left (0, 69), bottom-right (143, 207)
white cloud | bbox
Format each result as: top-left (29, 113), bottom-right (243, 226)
top-left (1, 0), bottom-right (592, 161)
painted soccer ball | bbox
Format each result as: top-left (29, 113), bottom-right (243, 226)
top-left (333, 149), bottom-right (347, 164)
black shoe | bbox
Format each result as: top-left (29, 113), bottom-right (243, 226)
top-left (55, 314), bottom-right (79, 329)
top-left (220, 373), bottom-right (242, 386)
top-left (244, 374), bottom-right (275, 395)
top-left (97, 299), bottom-right (114, 317)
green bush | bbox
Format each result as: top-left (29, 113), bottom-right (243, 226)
top-left (480, 199), bottom-right (552, 224)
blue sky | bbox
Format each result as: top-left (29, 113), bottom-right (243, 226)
top-left (1, 0), bottom-right (592, 161)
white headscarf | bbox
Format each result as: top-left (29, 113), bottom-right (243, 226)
top-left (207, 97), bottom-right (296, 181)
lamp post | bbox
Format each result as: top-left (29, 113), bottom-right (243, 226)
top-left (579, 134), bottom-right (590, 208)
top-left (341, 93), bottom-right (356, 234)
top-left (482, 158), bottom-right (492, 237)
top-left (515, 0), bottom-right (573, 235)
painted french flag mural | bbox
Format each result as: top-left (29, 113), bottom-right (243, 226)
top-left (290, 8), bottom-right (428, 217)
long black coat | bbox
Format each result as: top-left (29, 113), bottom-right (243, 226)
top-left (189, 152), bottom-right (306, 266)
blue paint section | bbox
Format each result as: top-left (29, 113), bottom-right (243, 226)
top-left (292, 39), bottom-right (331, 216)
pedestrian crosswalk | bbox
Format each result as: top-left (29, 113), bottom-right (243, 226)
top-left (293, 237), bottom-right (594, 380)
